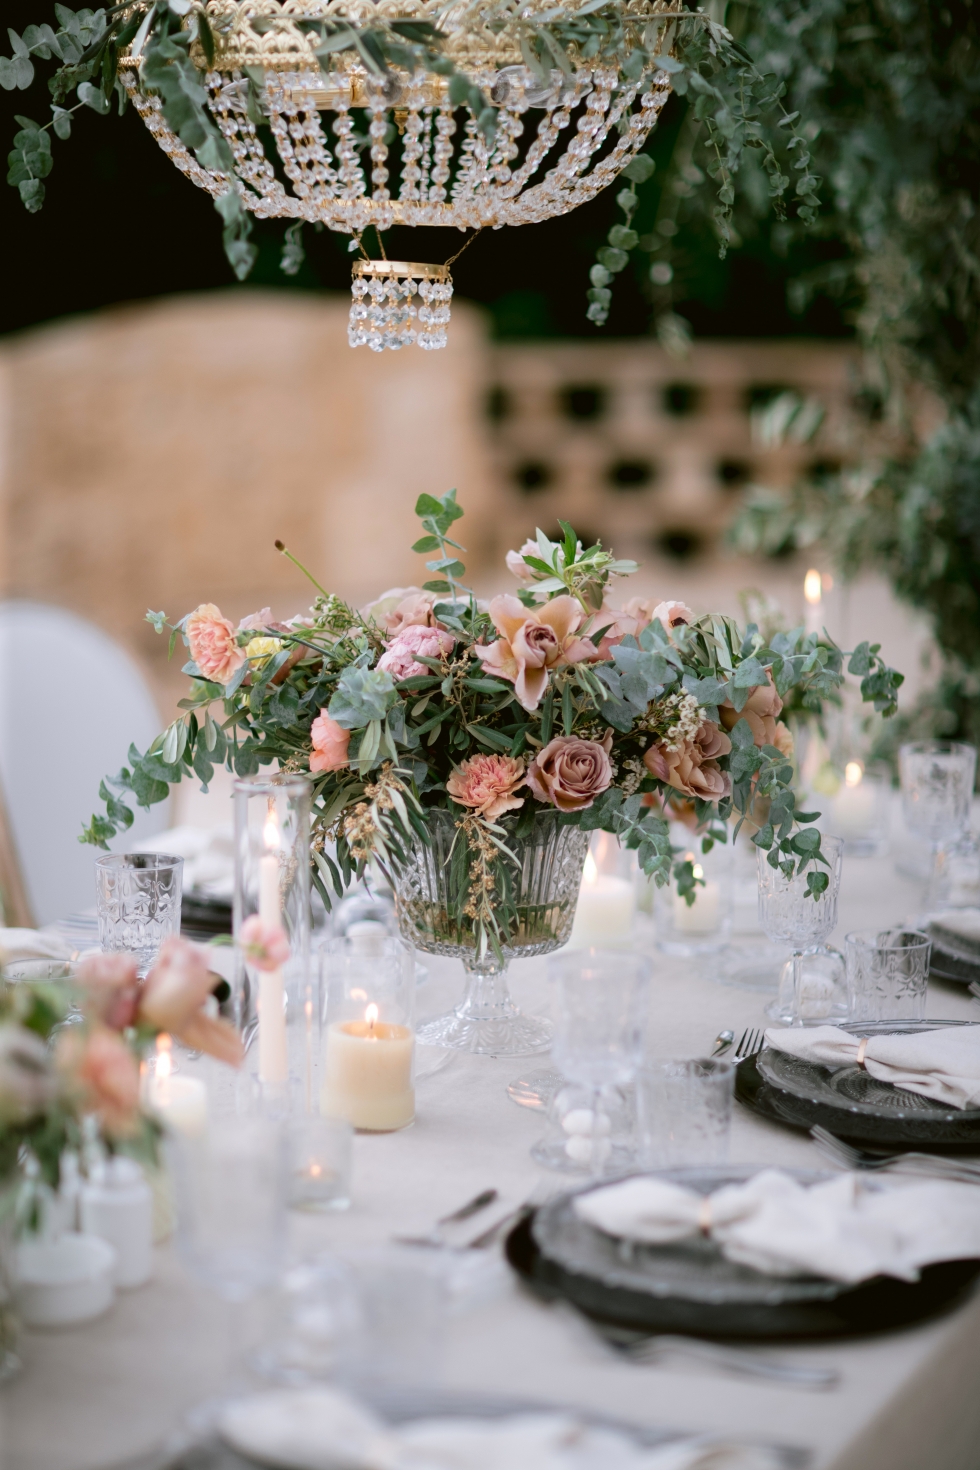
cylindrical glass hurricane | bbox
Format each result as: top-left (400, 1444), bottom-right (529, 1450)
top-left (233, 774), bottom-right (313, 1108)
top-left (320, 938), bottom-right (416, 1131)
top-left (393, 809), bottom-right (590, 1056)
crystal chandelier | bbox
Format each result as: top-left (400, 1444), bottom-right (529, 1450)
top-left (119, 1), bottom-right (674, 350)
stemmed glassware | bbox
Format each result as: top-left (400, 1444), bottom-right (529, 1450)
top-left (532, 949), bottom-right (650, 1175)
top-left (757, 836), bottom-right (844, 1026)
top-left (899, 741), bottom-right (977, 910)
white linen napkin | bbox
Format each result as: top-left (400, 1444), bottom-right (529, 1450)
top-left (0, 928), bottom-right (73, 966)
top-left (218, 1389), bottom-right (782, 1470)
top-left (764, 1024), bottom-right (980, 1110)
top-left (573, 1169), bottom-right (980, 1284)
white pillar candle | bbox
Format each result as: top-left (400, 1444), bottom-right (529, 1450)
top-left (146, 1073), bottom-right (209, 1137)
top-left (570, 853), bottom-right (634, 946)
top-left (673, 879), bottom-right (721, 935)
top-left (830, 762), bottom-right (876, 839)
top-left (257, 839), bottom-right (288, 1087)
top-left (321, 1004), bottom-right (414, 1131)
top-left (803, 568), bottom-right (823, 636)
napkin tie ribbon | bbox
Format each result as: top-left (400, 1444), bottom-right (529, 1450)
top-left (855, 1037), bottom-right (870, 1068)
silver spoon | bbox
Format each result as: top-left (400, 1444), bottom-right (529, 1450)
top-left (711, 1030), bottom-right (735, 1057)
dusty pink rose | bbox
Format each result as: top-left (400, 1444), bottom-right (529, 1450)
top-left (378, 623), bottom-right (456, 681)
top-left (720, 671), bottom-right (784, 749)
top-left (652, 600), bottom-right (695, 632)
top-left (387, 591), bottom-right (438, 637)
top-left (141, 937), bottom-right (243, 1068)
top-left (309, 711), bottom-right (351, 773)
top-left (773, 721), bottom-right (795, 760)
top-left (56, 1025), bottom-right (142, 1138)
top-left (185, 603), bottom-right (246, 685)
top-left (239, 915), bottom-right (291, 971)
top-left (505, 540), bottom-right (541, 583)
top-left (591, 605), bottom-right (646, 659)
top-left (475, 595), bottom-right (597, 712)
top-left (446, 754), bottom-right (526, 820)
top-left (527, 734), bottom-right (614, 812)
top-left (643, 720), bottom-right (732, 801)
top-left (77, 952), bottom-right (140, 1032)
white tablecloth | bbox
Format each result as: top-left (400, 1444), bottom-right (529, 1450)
top-left (4, 856), bottom-right (980, 1470)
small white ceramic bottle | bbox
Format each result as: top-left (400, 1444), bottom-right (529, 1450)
top-left (79, 1156), bottom-right (154, 1289)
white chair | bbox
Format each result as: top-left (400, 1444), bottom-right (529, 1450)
top-left (0, 601), bottom-right (170, 925)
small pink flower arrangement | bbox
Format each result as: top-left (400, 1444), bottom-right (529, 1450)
top-left (239, 915), bottom-right (291, 971)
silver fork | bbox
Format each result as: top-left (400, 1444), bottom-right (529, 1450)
top-left (623, 1335), bottom-right (839, 1388)
top-left (810, 1125), bottom-right (980, 1183)
top-left (393, 1188), bottom-right (499, 1247)
top-left (732, 1027), bottom-right (764, 1062)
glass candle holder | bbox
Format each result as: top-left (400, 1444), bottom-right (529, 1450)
top-left (320, 939), bottom-right (416, 1132)
top-left (286, 1116), bottom-right (353, 1213)
top-left (900, 741), bottom-right (977, 907)
top-left (757, 836), bottom-right (844, 1027)
top-left (233, 775), bottom-right (313, 1105)
top-left (95, 853), bottom-right (183, 977)
top-left (567, 832), bottom-right (635, 950)
top-left (824, 762), bottom-right (890, 856)
top-left (652, 830), bottom-right (734, 957)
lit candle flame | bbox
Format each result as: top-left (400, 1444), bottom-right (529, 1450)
top-left (845, 761), bottom-right (864, 788)
top-left (156, 1033), bottom-right (172, 1080)
top-left (582, 852), bottom-right (598, 885)
top-left (263, 800), bottom-right (279, 850)
top-left (692, 863), bottom-right (704, 881)
top-left (365, 1003), bottom-right (379, 1034)
top-left (803, 569), bottom-right (823, 606)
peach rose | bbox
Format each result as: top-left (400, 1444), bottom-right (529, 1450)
top-left (773, 721), bottom-right (795, 760)
top-left (377, 623), bottom-right (456, 681)
top-left (720, 671), bottom-right (784, 748)
top-left (643, 720), bottom-right (732, 801)
top-left (77, 952), bottom-right (141, 1032)
top-left (309, 711), bottom-right (351, 773)
top-left (526, 734), bottom-right (614, 812)
top-left (505, 540), bottom-right (541, 583)
top-left (446, 753), bottom-right (526, 820)
top-left (185, 603), bottom-right (246, 686)
top-left (239, 915), bottom-right (291, 971)
top-left (475, 595), bottom-right (597, 712)
top-left (140, 937), bottom-right (243, 1068)
top-left (591, 605), bottom-right (645, 660)
top-left (56, 1026), bottom-right (142, 1138)
top-left (361, 587), bottom-right (437, 636)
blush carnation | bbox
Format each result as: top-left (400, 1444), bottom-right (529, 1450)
top-left (377, 624), bottom-right (456, 681)
top-left (446, 754), bottom-right (526, 820)
top-left (185, 603), bottom-right (246, 686)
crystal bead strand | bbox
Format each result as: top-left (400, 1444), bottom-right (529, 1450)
top-left (121, 72), bottom-right (227, 198)
top-left (207, 71), bottom-right (283, 210)
top-left (398, 76), bottom-right (425, 203)
top-left (417, 107), bottom-right (435, 202)
top-left (494, 95), bottom-right (578, 204)
top-left (429, 106), bottom-right (456, 202)
top-left (450, 113), bottom-right (480, 204)
top-left (560, 75), bottom-right (670, 213)
top-left (417, 277), bottom-right (452, 351)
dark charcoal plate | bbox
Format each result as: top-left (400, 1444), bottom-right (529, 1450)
top-left (930, 950), bottom-right (980, 986)
top-left (506, 1168), bottom-right (980, 1341)
top-left (180, 893), bottom-right (233, 941)
top-left (749, 1021), bottom-right (980, 1149)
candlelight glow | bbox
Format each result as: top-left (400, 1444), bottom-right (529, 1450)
top-left (845, 761), bottom-right (864, 788)
top-left (804, 569), bottom-right (823, 605)
top-left (263, 801), bottom-right (280, 849)
top-left (156, 1033), bottom-right (172, 1080)
top-left (582, 852), bottom-right (598, 886)
top-left (365, 1003), bottom-right (379, 1032)
top-left (692, 863), bottom-right (704, 881)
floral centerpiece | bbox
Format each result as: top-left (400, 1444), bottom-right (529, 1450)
top-left (84, 492), bottom-right (902, 970)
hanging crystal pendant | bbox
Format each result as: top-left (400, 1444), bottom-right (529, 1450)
top-left (348, 261), bottom-right (453, 352)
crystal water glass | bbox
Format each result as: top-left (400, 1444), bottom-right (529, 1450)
top-left (95, 852), bottom-right (183, 977)
top-left (636, 1057), bottom-right (735, 1166)
top-left (532, 949), bottom-right (650, 1174)
top-left (757, 836), bottom-right (844, 1026)
top-left (846, 928), bottom-right (932, 1023)
top-left (900, 741), bottom-right (977, 906)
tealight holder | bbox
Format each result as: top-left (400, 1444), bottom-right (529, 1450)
top-left (320, 939), bottom-right (416, 1132)
top-left (233, 775), bottom-right (313, 1109)
top-left (567, 832), bottom-right (636, 949)
top-left (652, 830), bottom-right (734, 957)
top-left (822, 761), bottom-right (889, 855)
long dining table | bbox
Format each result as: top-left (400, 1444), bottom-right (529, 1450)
top-left (3, 850), bottom-right (980, 1470)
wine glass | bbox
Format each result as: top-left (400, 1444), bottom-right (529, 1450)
top-left (899, 741), bottom-right (977, 910)
top-left (756, 836), bottom-right (844, 1027)
top-left (531, 949), bottom-right (649, 1174)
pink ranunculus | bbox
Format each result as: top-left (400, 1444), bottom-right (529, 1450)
top-left (505, 540), bottom-right (541, 583)
top-left (377, 623), bottom-right (456, 681)
top-left (185, 603), bottom-right (246, 686)
top-left (475, 595), bottom-right (597, 712)
top-left (526, 733), bottom-right (614, 812)
top-left (309, 711), bottom-right (351, 773)
top-left (239, 914), bottom-right (291, 971)
top-left (56, 1025), bottom-right (142, 1139)
top-left (77, 952), bottom-right (141, 1032)
top-left (719, 670), bottom-right (784, 749)
top-left (140, 937), bottom-right (244, 1068)
top-left (446, 753), bottom-right (526, 820)
top-left (643, 719), bottom-right (732, 801)
top-left (652, 600), bottom-right (696, 632)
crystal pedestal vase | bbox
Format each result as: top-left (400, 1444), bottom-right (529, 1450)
top-left (393, 810), bottom-right (589, 1057)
